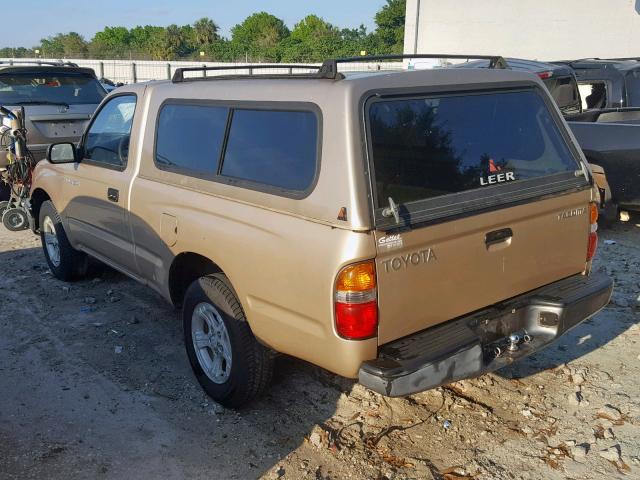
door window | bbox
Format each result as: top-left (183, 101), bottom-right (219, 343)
top-left (84, 95), bottom-right (136, 168)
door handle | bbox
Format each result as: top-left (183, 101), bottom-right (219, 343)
top-left (485, 228), bottom-right (513, 250)
top-left (107, 188), bottom-right (119, 203)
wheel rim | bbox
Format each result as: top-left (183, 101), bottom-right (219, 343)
top-left (4, 210), bottom-right (26, 230)
top-left (42, 216), bottom-right (61, 267)
top-left (191, 302), bottom-right (233, 384)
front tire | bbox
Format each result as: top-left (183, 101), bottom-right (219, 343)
top-left (39, 200), bottom-right (88, 281)
top-left (183, 274), bottom-right (273, 408)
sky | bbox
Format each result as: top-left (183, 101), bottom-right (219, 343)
top-left (3, 0), bottom-right (388, 48)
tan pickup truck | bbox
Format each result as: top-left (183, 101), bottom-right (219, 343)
top-left (29, 56), bottom-right (613, 407)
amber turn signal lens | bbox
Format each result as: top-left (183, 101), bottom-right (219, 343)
top-left (589, 202), bottom-right (598, 225)
top-left (336, 261), bottom-right (376, 292)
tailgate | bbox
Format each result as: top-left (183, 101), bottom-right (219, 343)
top-left (366, 85), bottom-right (592, 344)
top-left (374, 190), bottom-right (590, 343)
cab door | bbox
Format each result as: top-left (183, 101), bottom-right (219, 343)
top-left (63, 94), bottom-right (139, 274)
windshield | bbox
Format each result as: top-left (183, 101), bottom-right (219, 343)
top-left (368, 89), bottom-right (579, 207)
top-left (0, 71), bottom-right (106, 105)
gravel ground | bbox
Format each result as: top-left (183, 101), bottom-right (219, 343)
top-left (0, 218), bottom-right (638, 480)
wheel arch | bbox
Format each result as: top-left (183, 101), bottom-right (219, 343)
top-left (168, 252), bottom-right (223, 308)
top-left (30, 188), bottom-right (51, 232)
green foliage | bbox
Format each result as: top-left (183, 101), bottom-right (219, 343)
top-left (193, 17), bottom-right (220, 47)
top-left (230, 12), bottom-right (290, 61)
top-left (40, 32), bottom-right (88, 58)
top-left (373, 0), bottom-right (406, 53)
top-left (89, 27), bottom-right (131, 58)
top-left (0, 47), bottom-right (36, 58)
top-left (2, 3), bottom-right (406, 62)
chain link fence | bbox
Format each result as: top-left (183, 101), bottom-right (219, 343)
top-left (0, 57), bottom-right (405, 84)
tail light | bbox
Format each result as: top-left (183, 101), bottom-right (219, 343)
top-left (587, 202), bottom-right (598, 261)
top-left (538, 71), bottom-right (553, 80)
top-left (334, 260), bottom-right (378, 340)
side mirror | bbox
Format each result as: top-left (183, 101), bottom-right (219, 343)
top-left (47, 142), bottom-right (78, 164)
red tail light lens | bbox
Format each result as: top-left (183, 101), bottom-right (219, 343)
top-left (587, 231), bottom-right (598, 261)
top-left (587, 202), bottom-right (598, 261)
top-left (538, 71), bottom-right (553, 80)
top-left (335, 260), bottom-right (377, 340)
top-left (335, 301), bottom-right (378, 339)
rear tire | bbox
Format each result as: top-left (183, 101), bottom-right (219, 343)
top-left (183, 274), bottom-right (273, 408)
top-left (39, 200), bottom-right (88, 281)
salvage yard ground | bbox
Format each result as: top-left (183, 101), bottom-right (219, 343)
top-left (0, 219), bottom-right (639, 480)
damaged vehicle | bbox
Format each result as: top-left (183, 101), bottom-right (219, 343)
top-left (453, 57), bottom-right (582, 115)
top-left (0, 61), bottom-right (106, 200)
top-left (554, 58), bottom-right (640, 110)
top-left (28, 55), bottom-right (612, 407)
top-left (567, 107), bottom-right (640, 218)
top-left (454, 57), bottom-right (639, 221)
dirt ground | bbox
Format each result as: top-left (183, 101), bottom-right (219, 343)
top-left (0, 219), bottom-right (638, 480)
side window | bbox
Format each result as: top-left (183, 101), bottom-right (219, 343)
top-left (578, 81), bottom-right (608, 110)
top-left (221, 109), bottom-right (318, 192)
top-left (155, 104), bottom-right (228, 175)
top-left (84, 95), bottom-right (136, 168)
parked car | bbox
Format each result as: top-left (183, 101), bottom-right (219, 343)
top-left (0, 61), bottom-right (106, 199)
top-left (452, 58), bottom-right (582, 115)
top-left (553, 58), bottom-right (640, 110)
top-left (567, 107), bottom-right (640, 217)
top-left (453, 57), bottom-right (637, 220)
top-left (99, 77), bottom-right (124, 93)
top-left (28, 55), bottom-right (612, 407)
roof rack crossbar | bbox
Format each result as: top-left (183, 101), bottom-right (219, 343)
top-left (172, 64), bottom-right (323, 83)
top-left (319, 54), bottom-right (509, 78)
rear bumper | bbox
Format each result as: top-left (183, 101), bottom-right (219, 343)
top-left (359, 272), bottom-right (613, 397)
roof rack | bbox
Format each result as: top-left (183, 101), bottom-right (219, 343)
top-left (171, 54), bottom-right (508, 83)
top-left (0, 60), bottom-right (79, 67)
top-left (172, 64), bottom-right (322, 82)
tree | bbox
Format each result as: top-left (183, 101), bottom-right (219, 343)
top-left (290, 15), bottom-right (335, 43)
top-left (89, 26), bottom-right (131, 58)
top-left (230, 12), bottom-right (290, 61)
top-left (0, 47), bottom-right (36, 58)
top-left (374, 0), bottom-right (406, 53)
top-left (39, 32), bottom-right (88, 58)
top-left (130, 25), bottom-right (165, 58)
top-left (164, 24), bottom-right (190, 59)
top-left (193, 17), bottom-right (219, 47)
top-left (280, 15), bottom-right (346, 62)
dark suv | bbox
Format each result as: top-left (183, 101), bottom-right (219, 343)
top-left (0, 61), bottom-right (106, 199)
top-left (453, 58), bottom-right (582, 115)
top-left (553, 58), bottom-right (640, 110)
